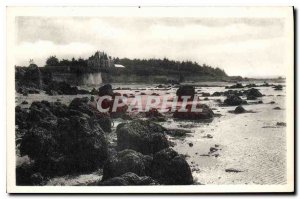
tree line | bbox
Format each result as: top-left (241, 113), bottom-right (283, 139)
top-left (44, 55), bottom-right (227, 77)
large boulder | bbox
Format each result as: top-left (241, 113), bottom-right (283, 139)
top-left (173, 104), bottom-right (214, 120)
top-left (244, 88), bottom-right (263, 98)
top-left (98, 84), bottom-right (114, 97)
top-left (102, 149), bottom-right (152, 181)
top-left (176, 85), bottom-right (195, 101)
top-left (100, 172), bottom-right (158, 186)
top-left (224, 90), bottom-right (243, 97)
top-left (151, 148), bottom-right (193, 185)
top-left (224, 95), bottom-right (243, 106)
top-left (57, 116), bottom-right (108, 173)
top-left (116, 120), bottom-right (169, 154)
top-left (18, 100), bottom-right (109, 178)
top-left (69, 97), bottom-right (112, 132)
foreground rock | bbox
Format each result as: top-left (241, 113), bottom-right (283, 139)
top-left (173, 104), bottom-right (214, 120)
top-left (100, 172), bottom-right (158, 186)
top-left (273, 85), bottom-right (283, 91)
top-left (16, 156), bottom-right (45, 185)
top-left (102, 149), bottom-right (152, 181)
top-left (116, 120), bottom-right (169, 154)
top-left (151, 148), bottom-right (193, 185)
top-left (176, 85), bottom-right (195, 101)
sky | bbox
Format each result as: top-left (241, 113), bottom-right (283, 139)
top-left (15, 16), bottom-right (288, 77)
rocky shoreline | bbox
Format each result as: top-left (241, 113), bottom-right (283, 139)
top-left (15, 71), bottom-right (286, 185)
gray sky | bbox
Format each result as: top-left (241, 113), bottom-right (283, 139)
top-left (16, 16), bottom-right (287, 77)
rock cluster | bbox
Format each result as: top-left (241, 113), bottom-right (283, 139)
top-left (16, 98), bottom-right (111, 184)
top-left (100, 120), bottom-right (194, 185)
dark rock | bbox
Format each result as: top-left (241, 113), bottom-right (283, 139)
top-left (27, 88), bottom-right (40, 94)
top-left (276, 122), bottom-right (286, 126)
top-left (69, 97), bottom-right (112, 132)
top-left (90, 87), bottom-right (98, 95)
top-left (245, 88), bottom-right (263, 98)
top-left (209, 147), bottom-right (218, 153)
top-left (16, 106), bottom-right (29, 129)
top-left (203, 134), bottom-right (213, 139)
top-left (20, 115), bottom-right (108, 176)
top-left (102, 149), bottom-right (153, 181)
top-left (15, 64), bottom-right (42, 90)
top-left (23, 91), bottom-right (28, 96)
top-left (176, 85), bottom-right (195, 101)
top-left (144, 108), bottom-right (167, 122)
top-left (45, 89), bottom-right (58, 96)
top-left (151, 148), bottom-right (193, 185)
top-left (188, 143), bottom-right (193, 147)
top-left (116, 120), bottom-right (169, 155)
top-left (274, 107), bottom-right (281, 110)
top-left (45, 81), bottom-right (79, 95)
top-left (18, 100), bottom-right (109, 177)
top-left (274, 85), bottom-right (283, 90)
top-left (202, 92), bottom-right (210, 97)
top-left (166, 129), bottom-right (191, 137)
top-left (258, 100), bottom-right (263, 104)
top-left (145, 108), bottom-right (165, 120)
top-left (245, 83), bottom-right (257, 88)
top-left (98, 84), bottom-right (114, 97)
top-left (225, 168), bottom-right (243, 173)
top-left (110, 104), bottom-right (129, 119)
top-left (227, 83), bottom-right (244, 89)
top-left (212, 92), bottom-right (222, 96)
top-left (100, 172), bottom-right (158, 186)
top-left (234, 106), bottom-right (246, 114)
top-left (30, 172), bottom-right (44, 185)
top-left (247, 95), bottom-right (257, 100)
top-left (173, 104), bottom-right (214, 120)
top-left (90, 96), bottom-right (95, 102)
top-left (224, 95), bottom-right (243, 106)
top-left (269, 101), bottom-right (276, 104)
top-left (224, 90), bottom-right (243, 97)
top-left (77, 89), bottom-right (90, 94)
top-left (262, 82), bottom-right (271, 87)
top-left (16, 156), bottom-right (38, 185)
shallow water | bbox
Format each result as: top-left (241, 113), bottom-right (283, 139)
top-left (16, 81), bottom-right (287, 185)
